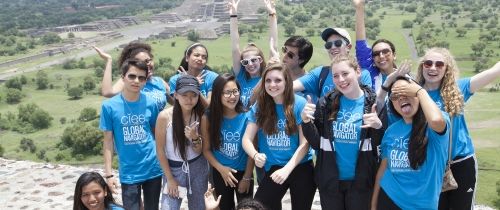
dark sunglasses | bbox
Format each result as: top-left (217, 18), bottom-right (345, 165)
top-left (388, 92), bottom-right (403, 102)
top-left (324, 40), bottom-right (345, 50)
top-left (422, 60), bottom-right (445, 69)
top-left (240, 57), bottom-right (262, 66)
top-left (372, 48), bottom-right (392, 57)
top-left (222, 89), bottom-right (240, 98)
top-left (281, 46), bottom-right (296, 59)
top-left (126, 73), bottom-right (147, 82)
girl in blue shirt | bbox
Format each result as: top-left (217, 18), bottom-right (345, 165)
top-left (201, 74), bottom-right (254, 210)
top-left (414, 48), bottom-right (500, 210)
top-left (302, 55), bottom-right (383, 210)
top-left (373, 76), bottom-right (449, 210)
top-left (242, 62), bottom-right (315, 210)
top-left (74, 172), bottom-right (125, 210)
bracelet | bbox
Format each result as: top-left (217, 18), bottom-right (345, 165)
top-left (192, 136), bottom-right (202, 145)
top-left (381, 85), bottom-right (390, 92)
top-left (269, 13), bottom-right (276, 17)
top-left (105, 174), bottom-right (114, 179)
top-left (252, 152), bottom-right (259, 160)
top-left (230, 15), bottom-right (237, 18)
top-left (416, 87), bottom-right (424, 97)
top-left (242, 177), bottom-right (253, 181)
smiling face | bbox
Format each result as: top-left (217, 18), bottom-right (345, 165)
top-left (122, 66), bottom-right (147, 93)
top-left (186, 46), bottom-right (207, 71)
top-left (332, 61), bottom-right (361, 98)
top-left (372, 42), bottom-right (395, 73)
top-left (264, 69), bottom-right (286, 103)
top-left (390, 79), bottom-right (420, 122)
top-left (241, 51), bottom-right (262, 77)
top-left (421, 51), bottom-right (447, 88)
top-left (221, 81), bottom-right (240, 110)
top-left (81, 181), bottom-right (107, 210)
top-left (326, 34), bottom-right (350, 59)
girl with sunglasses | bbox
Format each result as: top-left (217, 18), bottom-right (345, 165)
top-left (73, 172), bottom-right (124, 210)
top-left (156, 74), bottom-right (209, 210)
top-left (229, 0), bottom-right (276, 107)
top-left (93, 42), bottom-right (170, 110)
top-left (372, 76), bottom-right (450, 209)
top-left (242, 62), bottom-right (316, 210)
top-left (201, 74), bottom-right (255, 210)
top-left (411, 48), bottom-right (500, 210)
top-left (354, 0), bottom-right (399, 92)
top-left (302, 55), bottom-right (383, 210)
top-left (169, 43), bottom-right (219, 105)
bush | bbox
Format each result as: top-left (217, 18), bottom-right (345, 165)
top-left (30, 109), bottom-right (53, 129)
top-left (36, 149), bottom-right (46, 160)
top-left (36, 70), bottom-right (49, 90)
top-left (402, 20), bottom-right (413, 29)
top-left (60, 117), bottom-right (67, 124)
top-left (5, 77), bottom-right (23, 90)
top-left (0, 144), bottom-right (4, 157)
top-left (5, 88), bottom-right (23, 104)
top-left (61, 123), bottom-right (103, 156)
top-left (19, 138), bottom-right (37, 153)
top-left (68, 87), bottom-right (84, 99)
top-left (78, 107), bottom-right (98, 122)
top-left (82, 76), bottom-right (96, 92)
top-left (55, 153), bottom-right (69, 161)
top-left (75, 154), bottom-right (85, 161)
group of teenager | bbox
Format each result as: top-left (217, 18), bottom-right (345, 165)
top-left (72, 0), bottom-right (500, 210)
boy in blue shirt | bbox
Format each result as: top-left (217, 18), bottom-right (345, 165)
top-left (100, 59), bottom-right (163, 210)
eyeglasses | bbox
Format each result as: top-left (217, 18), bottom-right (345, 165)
top-left (324, 40), bottom-right (345, 50)
top-left (240, 57), bottom-right (262, 66)
top-left (222, 89), bottom-right (240, 98)
top-left (126, 73), bottom-right (147, 82)
top-left (422, 60), bottom-right (445, 69)
top-left (372, 48), bottom-right (392, 58)
top-left (388, 93), bottom-right (405, 102)
top-left (281, 46), bottom-right (296, 59)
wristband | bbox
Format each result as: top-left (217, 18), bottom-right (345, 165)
top-left (252, 152), bottom-right (259, 160)
top-left (269, 13), bottom-right (276, 17)
top-left (381, 85), bottom-right (390, 92)
top-left (416, 87), bottom-right (424, 97)
top-left (105, 174), bottom-right (114, 179)
top-left (230, 15), bottom-right (237, 18)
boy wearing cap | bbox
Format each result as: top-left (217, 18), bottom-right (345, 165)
top-left (293, 27), bottom-right (372, 102)
top-left (100, 59), bottom-right (163, 210)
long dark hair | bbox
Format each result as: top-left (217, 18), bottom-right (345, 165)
top-left (256, 62), bottom-right (297, 135)
top-left (207, 74), bottom-right (245, 150)
top-left (73, 172), bottom-right (118, 210)
top-left (118, 42), bottom-right (153, 68)
top-left (172, 91), bottom-right (206, 160)
top-left (388, 77), bottom-right (428, 169)
top-left (178, 43), bottom-right (210, 71)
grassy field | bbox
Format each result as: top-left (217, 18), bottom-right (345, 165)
top-left (0, 1), bottom-right (499, 207)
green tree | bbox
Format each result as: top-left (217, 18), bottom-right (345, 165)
top-left (0, 144), bottom-right (4, 157)
top-left (36, 70), bottom-right (49, 90)
top-left (40, 33), bottom-right (62, 45)
top-left (30, 109), bottom-right (53, 129)
top-left (6, 88), bottom-right (23, 104)
top-left (284, 24), bottom-right (296, 37)
top-left (306, 28), bottom-right (316, 37)
top-left (402, 20), bottom-right (413, 29)
top-left (471, 42), bottom-right (486, 57)
top-left (61, 123), bottom-right (103, 155)
top-left (78, 107), bottom-right (98, 122)
top-left (82, 76), bottom-right (96, 92)
top-left (78, 59), bottom-right (86, 69)
top-left (20, 75), bottom-right (28, 85)
top-left (68, 32), bottom-right (75, 38)
top-left (19, 138), bottom-right (36, 153)
top-left (187, 30), bottom-right (199, 42)
top-left (68, 87), bottom-right (84, 99)
top-left (456, 27), bottom-right (467, 37)
top-left (5, 77), bottom-right (23, 90)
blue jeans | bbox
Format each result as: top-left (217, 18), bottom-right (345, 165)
top-left (121, 176), bottom-right (162, 210)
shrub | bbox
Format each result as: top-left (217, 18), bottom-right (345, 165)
top-left (78, 107), bottom-right (98, 122)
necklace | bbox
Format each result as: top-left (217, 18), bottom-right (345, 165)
top-left (121, 93), bottom-right (139, 114)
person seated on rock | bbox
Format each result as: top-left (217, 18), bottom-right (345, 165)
top-left (73, 172), bottom-right (124, 210)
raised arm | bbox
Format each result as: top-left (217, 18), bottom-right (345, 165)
top-left (229, 0), bottom-right (242, 75)
top-left (353, 0), bottom-right (366, 41)
top-left (93, 46), bottom-right (123, 97)
top-left (264, 0), bottom-right (278, 59)
top-left (470, 61), bottom-right (500, 93)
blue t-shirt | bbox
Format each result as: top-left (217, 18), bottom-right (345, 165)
top-left (143, 76), bottom-right (167, 110)
top-left (236, 67), bottom-right (261, 108)
top-left (99, 93), bottom-right (163, 184)
top-left (212, 112), bottom-right (249, 171)
top-left (248, 95), bottom-right (313, 171)
top-left (380, 113), bottom-right (450, 210)
top-left (355, 39), bottom-right (388, 92)
top-left (109, 204), bottom-right (125, 210)
top-left (297, 65), bottom-right (372, 102)
top-left (333, 95), bottom-right (364, 180)
top-left (427, 78), bottom-right (474, 158)
top-left (169, 69), bottom-right (219, 97)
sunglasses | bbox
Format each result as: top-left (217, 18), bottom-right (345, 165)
top-left (143, 58), bottom-right (153, 64)
top-left (422, 60), bottom-right (445, 69)
top-left (126, 73), bottom-right (147, 82)
top-left (372, 48), bottom-right (392, 57)
top-left (240, 57), bottom-right (262, 66)
top-left (222, 89), bottom-right (240, 98)
top-left (281, 46), bottom-right (296, 59)
top-left (324, 40), bottom-right (345, 50)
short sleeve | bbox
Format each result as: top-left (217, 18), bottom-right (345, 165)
top-left (360, 69), bottom-right (373, 88)
top-left (99, 103), bottom-right (113, 131)
top-left (457, 78), bottom-right (473, 102)
top-left (298, 66), bottom-right (323, 97)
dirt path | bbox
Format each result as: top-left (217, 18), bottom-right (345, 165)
top-left (402, 29), bottom-right (419, 60)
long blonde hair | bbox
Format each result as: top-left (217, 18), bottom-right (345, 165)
top-left (416, 48), bottom-right (464, 117)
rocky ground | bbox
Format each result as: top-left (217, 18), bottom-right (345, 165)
top-left (0, 158), bottom-right (494, 210)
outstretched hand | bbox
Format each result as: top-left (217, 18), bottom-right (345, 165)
top-left (93, 46), bottom-right (111, 61)
top-left (227, 0), bottom-right (240, 15)
top-left (263, 0), bottom-right (276, 14)
top-left (204, 183), bottom-right (221, 210)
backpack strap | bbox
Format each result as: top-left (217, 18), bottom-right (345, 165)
top-left (318, 66), bottom-right (330, 97)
